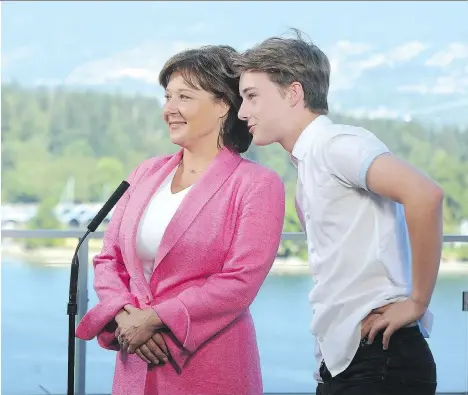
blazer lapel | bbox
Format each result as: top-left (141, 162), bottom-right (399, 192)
top-left (123, 151), bottom-right (183, 299)
top-left (151, 148), bottom-right (242, 275)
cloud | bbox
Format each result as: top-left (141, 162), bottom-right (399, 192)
top-left (337, 98), bottom-right (468, 122)
top-left (398, 43), bottom-right (468, 95)
top-left (432, 75), bottom-right (468, 94)
top-left (66, 39), bottom-right (426, 92)
top-left (402, 76), bottom-right (468, 95)
top-left (358, 53), bottom-right (387, 69)
top-left (332, 41), bottom-right (373, 56)
top-left (62, 38), bottom-right (465, 102)
top-left (64, 41), bottom-right (206, 86)
top-left (2, 46), bottom-right (35, 69)
top-left (398, 84), bottom-right (429, 94)
top-left (328, 42), bottom-right (374, 91)
top-left (387, 41), bottom-right (426, 62)
top-left (342, 105), bottom-right (412, 122)
top-left (398, 67), bottom-right (468, 95)
top-left (425, 43), bottom-right (468, 68)
top-left (329, 41), bottom-right (426, 92)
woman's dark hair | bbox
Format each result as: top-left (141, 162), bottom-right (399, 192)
top-left (159, 45), bottom-right (252, 154)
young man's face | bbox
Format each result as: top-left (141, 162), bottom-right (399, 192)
top-left (238, 71), bottom-right (292, 146)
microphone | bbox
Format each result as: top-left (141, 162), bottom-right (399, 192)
top-left (67, 180), bottom-right (130, 395)
top-left (87, 181), bottom-right (130, 232)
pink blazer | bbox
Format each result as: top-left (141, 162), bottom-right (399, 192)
top-left (76, 147), bottom-right (285, 395)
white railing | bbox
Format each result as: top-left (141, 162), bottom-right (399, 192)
top-left (2, 229), bottom-right (468, 395)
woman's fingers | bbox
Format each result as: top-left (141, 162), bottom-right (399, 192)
top-left (139, 344), bottom-right (160, 365)
top-left (135, 348), bottom-right (152, 364)
top-left (152, 333), bottom-right (169, 356)
top-left (146, 338), bottom-right (168, 362)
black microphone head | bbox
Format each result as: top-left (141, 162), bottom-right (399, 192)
top-left (87, 181), bottom-right (130, 232)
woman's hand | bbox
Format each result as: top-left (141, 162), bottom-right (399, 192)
top-left (114, 307), bottom-right (169, 364)
top-left (135, 332), bottom-right (170, 365)
top-left (115, 307), bottom-right (131, 326)
top-left (115, 305), bottom-right (164, 353)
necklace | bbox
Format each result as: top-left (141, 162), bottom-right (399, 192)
top-left (179, 159), bottom-right (199, 174)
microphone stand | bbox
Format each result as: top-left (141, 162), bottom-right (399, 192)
top-left (67, 229), bottom-right (91, 395)
top-left (65, 180), bottom-right (129, 395)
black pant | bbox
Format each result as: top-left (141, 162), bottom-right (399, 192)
top-left (316, 326), bottom-right (437, 395)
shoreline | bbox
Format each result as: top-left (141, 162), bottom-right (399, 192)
top-left (2, 244), bottom-right (468, 275)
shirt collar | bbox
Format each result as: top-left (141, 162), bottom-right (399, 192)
top-left (291, 115), bottom-right (333, 163)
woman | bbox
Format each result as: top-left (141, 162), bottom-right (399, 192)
top-left (75, 45), bottom-right (285, 395)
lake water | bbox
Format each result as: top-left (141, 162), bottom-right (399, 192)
top-left (2, 257), bottom-right (468, 394)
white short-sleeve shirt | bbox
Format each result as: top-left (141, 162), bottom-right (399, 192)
top-left (291, 115), bottom-right (433, 378)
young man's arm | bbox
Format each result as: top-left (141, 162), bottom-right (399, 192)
top-left (366, 153), bottom-right (444, 308)
top-left (323, 129), bottom-right (444, 349)
top-left (366, 153), bottom-right (443, 348)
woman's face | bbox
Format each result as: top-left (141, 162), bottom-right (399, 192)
top-left (163, 72), bottom-right (229, 150)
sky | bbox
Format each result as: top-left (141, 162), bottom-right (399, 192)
top-left (2, 1), bottom-right (468, 126)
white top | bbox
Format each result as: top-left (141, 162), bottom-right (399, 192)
top-left (136, 167), bottom-right (192, 283)
top-left (291, 115), bottom-right (432, 378)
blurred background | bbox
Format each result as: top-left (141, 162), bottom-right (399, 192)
top-left (1, 1), bottom-right (468, 394)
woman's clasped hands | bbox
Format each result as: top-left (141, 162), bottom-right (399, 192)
top-left (115, 305), bottom-right (170, 365)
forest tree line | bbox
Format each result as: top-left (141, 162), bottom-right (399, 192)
top-left (2, 83), bottom-right (467, 258)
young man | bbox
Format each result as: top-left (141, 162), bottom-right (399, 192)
top-left (234, 30), bottom-right (443, 395)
